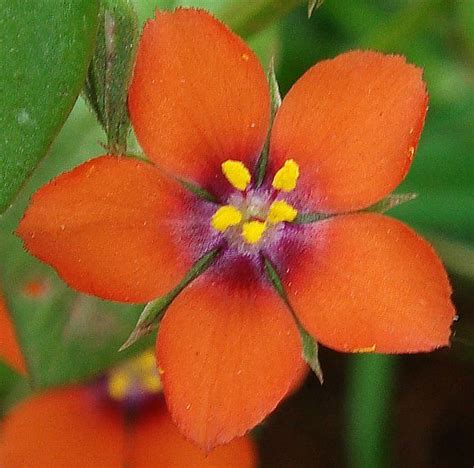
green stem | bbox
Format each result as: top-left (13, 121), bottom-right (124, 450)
top-left (346, 354), bottom-right (396, 468)
top-left (221, 0), bottom-right (305, 38)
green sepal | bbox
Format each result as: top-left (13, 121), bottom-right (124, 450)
top-left (254, 59), bottom-right (282, 188)
top-left (120, 247), bottom-right (221, 351)
top-left (298, 323), bottom-right (323, 383)
top-left (83, 0), bottom-right (138, 154)
top-left (294, 212), bottom-right (331, 224)
top-left (307, 0), bottom-right (325, 18)
top-left (365, 193), bottom-right (417, 213)
top-left (294, 193), bottom-right (417, 225)
top-left (263, 256), bottom-right (324, 383)
top-left (178, 179), bottom-right (218, 203)
top-left (0, 0), bottom-right (99, 213)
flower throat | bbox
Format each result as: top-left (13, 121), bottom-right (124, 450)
top-left (210, 159), bottom-right (300, 246)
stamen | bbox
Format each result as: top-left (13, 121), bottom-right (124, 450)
top-left (211, 205), bottom-right (243, 232)
top-left (267, 200), bottom-right (298, 224)
top-left (222, 160), bottom-right (251, 191)
top-left (241, 221), bottom-right (266, 244)
top-left (272, 159), bottom-right (299, 192)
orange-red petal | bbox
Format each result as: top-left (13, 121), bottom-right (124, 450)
top-left (0, 387), bottom-right (125, 467)
top-left (157, 273), bottom-right (303, 450)
top-left (17, 156), bottom-right (195, 303)
top-left (270, 51), bottom-right (428, 213)
top-left (0, 294), bottom-right (26, 374)
top-left (128, 9), bottom-right (269, 185)
top-left (129, 398), bottom-right (257, 467)
top-left (284, 214), bottom-right (455, 353)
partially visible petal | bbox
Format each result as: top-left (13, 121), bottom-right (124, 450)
top-left (157, 273), bottom-right (303, 450)
top-left (0, 294), bottom-right (26, 374)
top-left (17, 156), bottom-right (197, 303)
top-left (130, 398), bottom-right (257, 467)
top-left (284, 214), bottom-right (455, 353)
top-left (0, 387), bottom-right (125, 467)
top-left (270, 51), bottom-right (428, 212)
top-left (129, 9), bottom-right (269, 187)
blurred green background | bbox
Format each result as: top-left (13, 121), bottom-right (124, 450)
top-left (1, 0), bottom-right (473, 466)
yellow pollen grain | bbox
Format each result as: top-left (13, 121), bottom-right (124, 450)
top-left (107, 370), bottom-right (130, 401)
top-left (241, 220), bottom-right (266, 244)
top-left (211, 205), bottom-right (242, 232)
top-left (272, 159), bottom-right (300, 192)
top-left (267, 200), bottom-right (298, 224)
top-left (222, 160), bottom-right (251, 191)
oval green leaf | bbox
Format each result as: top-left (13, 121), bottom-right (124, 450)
top-left (0, 0), bottom-right (99, 213)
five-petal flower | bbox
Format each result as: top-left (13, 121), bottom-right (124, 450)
top-left (17, 8), bottom-right (455, 451)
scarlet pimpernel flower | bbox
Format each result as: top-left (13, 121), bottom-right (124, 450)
top-left (18, 8), bottom-right (455, 450)
top-left (0, 351), bottom-right (256, 467)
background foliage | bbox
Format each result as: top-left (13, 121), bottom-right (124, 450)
top-left (1, 0), bottom-right (473, 466)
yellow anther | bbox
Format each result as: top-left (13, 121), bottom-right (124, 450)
top-left (108, 370), bottom-right (130, 401)
top-left (211, 205), bottom-right (242, 232)
top-left (222, 160), bottom-right (251, 191)
top-left (267, 200), bottom-right (298, 224)
top-left (272, 159), bottom-right (299, 192)
top-left (241, 221), bottom-right (266, 244)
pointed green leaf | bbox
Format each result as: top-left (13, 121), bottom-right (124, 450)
top-left (83, 0), bottom-right (139, 153)
top-left (0, 0), bottom-right (99, 213)
top-left (255, 59), bottom-right (282, 187)
top-left (263, 256), bottom-right (324, 382)
top-left (120, 248), bottom-right (222, 351)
